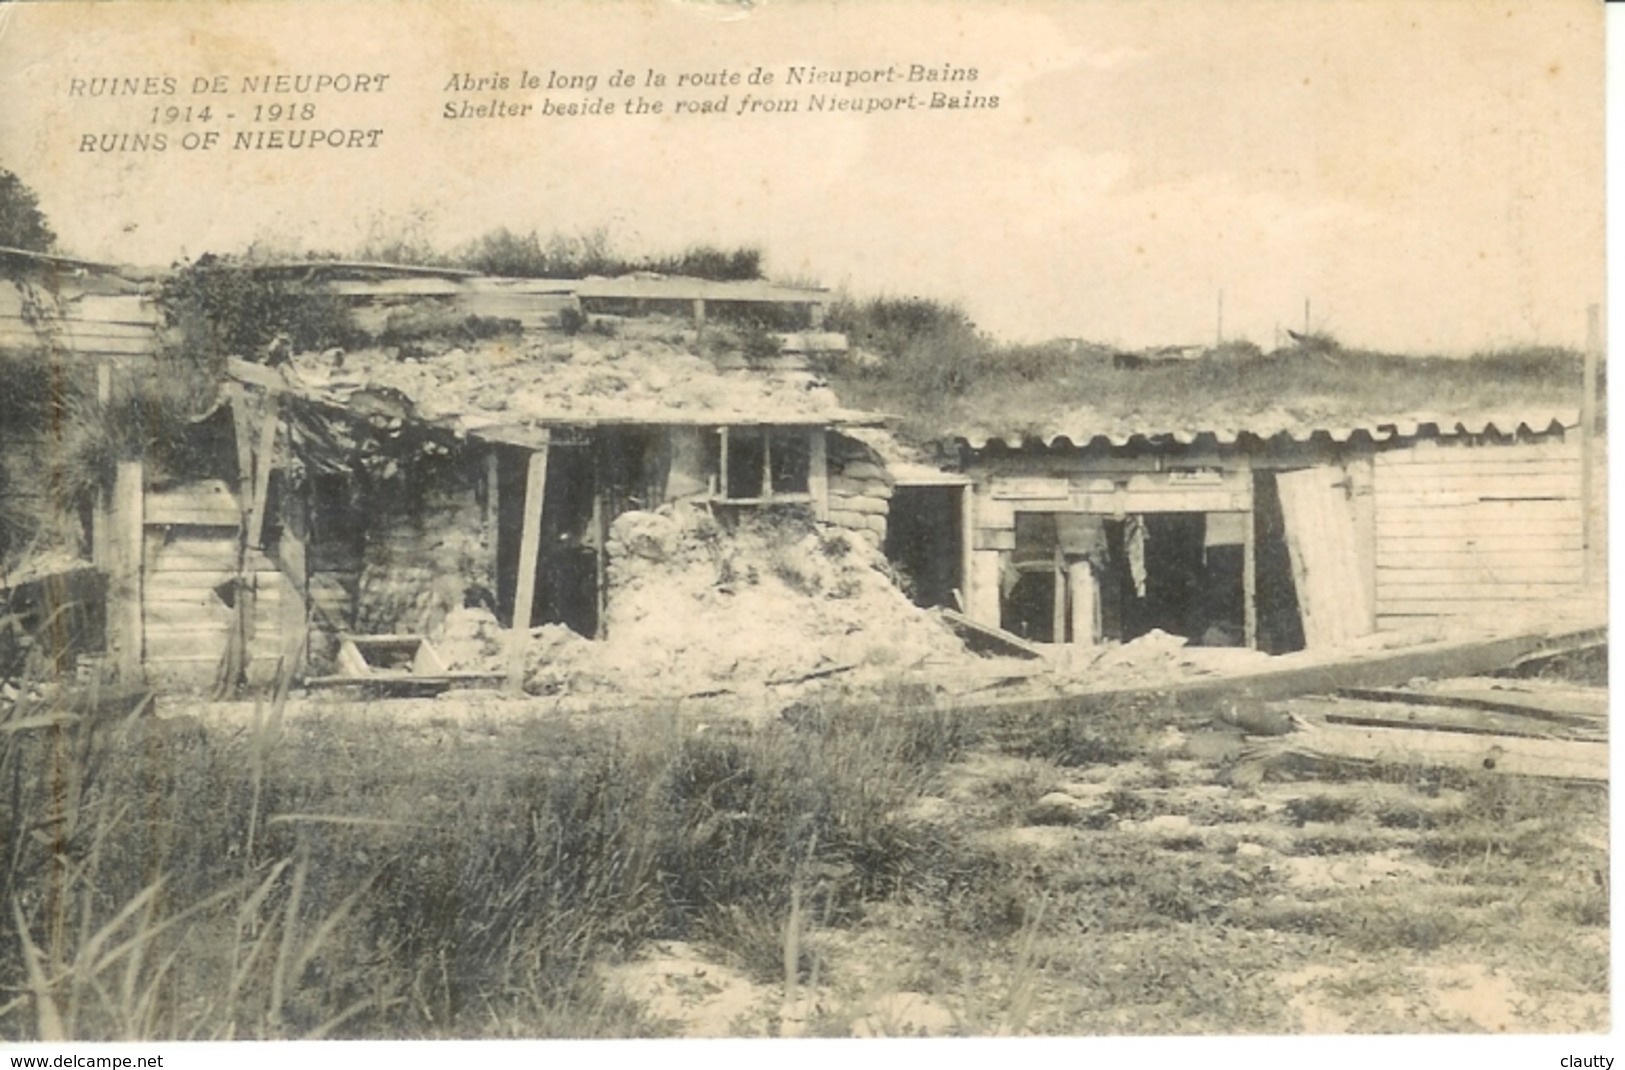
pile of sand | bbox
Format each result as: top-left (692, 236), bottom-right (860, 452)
top-left (511, 504), bottom-right (967, 699)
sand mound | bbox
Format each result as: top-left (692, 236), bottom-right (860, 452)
top-left (513, 504), bottom-right (966, 698)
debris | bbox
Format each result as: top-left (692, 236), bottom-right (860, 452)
top-left (1339, 679), bottom-right (1606, 729)
top-left (937, 609), bottom-right (1045, 659)
top-left (1293, 696), bottom-right (1605, 743)
top-left (519, 506), bottom-right (967, 700)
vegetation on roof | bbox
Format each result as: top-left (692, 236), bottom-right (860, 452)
top-left (347, 225), bottom-right (765, 283)
top-left (823, 296), bottom-right (1594, 445)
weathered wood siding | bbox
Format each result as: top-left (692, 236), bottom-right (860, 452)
top-left (141, 480), bottom-right (288, 689)
top-left (0, 276), bottom-right (160, 360)
top-left (1276, 465), bottom-right (1373, 647)
top-left (327, 276), bottom-right (577, 334)
top-left (1372, 436), bottom-right (1597, 627)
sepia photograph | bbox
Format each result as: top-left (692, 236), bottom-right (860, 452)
top-left (0, 0), bottom-right (1609, 1057)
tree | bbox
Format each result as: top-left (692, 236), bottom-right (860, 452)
top-left (0, 168), bottom-right (56, 252)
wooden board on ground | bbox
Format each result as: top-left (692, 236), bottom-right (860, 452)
top-left (937, 608), bottom-right (1045, 659)
top-left (1338, 680), bottom-right (1606, 728)
top-left (1283, 696), bottom-right (1605, 744)
top-left (935, 622), bottom-right (1608, 720)
top-left (1283, 713), bottom-right (1608, 782)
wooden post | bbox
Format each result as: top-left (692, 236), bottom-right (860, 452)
top-left (718, 427), bottom-right (730, 500)
top-left (1069, 560), bottom-right (1099, 647)
top-left (507, 441), bottom-right (550, 693)
top-left (959, 483), bottom-right (975, 611)
top-left (1581, 304), bottom-right (1600, 586)
top-left (107, 460), bottom-right (144, 682)
top-left (761, 429), bottom-right (773, 500)
top-left (808, 431), bottom-right (829, 521)
top-left (1051, 545), bottom-right (1067, 644)
top-left (485, 450), bottom-right (501, 586)
top-left (91, 363), bottom-right (113, 567)
top-left (1243, 505), bottom-right (1258, 650)
top-left (592, 444), bottom-right (607, 640)
top-left (1237, 456), bottom-right (1259, 650)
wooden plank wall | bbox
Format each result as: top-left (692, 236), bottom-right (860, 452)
top-left (327, 277), bottom-right (577, 334)
top-left (1372, 437), bottom-right (1592, 627)
top-left (141, 521), bottom-right (286, 690)
top-left (0, 278), bottom-right (160, 359)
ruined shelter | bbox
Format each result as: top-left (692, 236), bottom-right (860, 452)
top-left (78, 263), bottom-right (960, 692)
top-left (930, 412), bottom-right (1606, 654)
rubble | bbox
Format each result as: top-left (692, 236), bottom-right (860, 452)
top-left (285, 317), bottom-right (860, 433)
top-left (448, 504), bottom-right (973, 700)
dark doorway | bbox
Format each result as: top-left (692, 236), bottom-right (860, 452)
top-left (496, 445), bottom-right (599, 638)
top-left (884, 484), bottom-right (964, 609)
top-left (1095, 512), bottom-right (1247, 646)
top-left (1252, 472), bottom-right (1306, 654)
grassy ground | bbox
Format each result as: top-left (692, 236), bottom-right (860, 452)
top-left (0, 680), bottom-right (1607, 1039)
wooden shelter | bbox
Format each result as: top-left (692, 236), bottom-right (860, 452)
top-left (948, 414), bottom-right (1605, 653)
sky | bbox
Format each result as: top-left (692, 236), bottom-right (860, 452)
top-left (0, 0), bottom-right (1605, 353)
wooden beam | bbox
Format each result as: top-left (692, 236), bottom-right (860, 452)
top-left (507, 441), bottom-right (550, 693)
top-left (91, 364), bottom-right (115, 568)
top-left (1284, 714), bottom-right (1607, 783)
top-left (1243, 504), bottom-right (1257, 650)
top-left (592, 446), bottom-right (607, 640)
top-left (960, 483), bottom-right (974, 608)
top-left (718, 427), bottom-right (730, 499)
top-left (1069, 560), bottom-right (1098, 647)
top-left (939, 608), bottom-right (1045, 659)
top-left (1050, 545), bottom-right (1067, 644)
top-left (1336, 683), bottom-right (1605, 729)
top-left (762, 429), bottom-right (773, 500)
top-left (485, 451), bottom-right (501, 588)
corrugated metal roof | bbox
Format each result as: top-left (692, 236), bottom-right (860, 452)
top-left (956, 410), bottom-right (1582, 451)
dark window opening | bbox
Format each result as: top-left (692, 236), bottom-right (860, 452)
top-left (714, 428), bottom-right (813, 502)
top-left (884, 484), bottom-right (963, 609)
top-left (726, 431), bottom-right (767, 499)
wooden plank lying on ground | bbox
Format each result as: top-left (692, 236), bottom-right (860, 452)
top-left (1338, 682), bottom-right (1606, 728)
top-left (1283, 714), bottom-right (1608, 782)
top-left (302, 672), bottom-right (506, 692)
top-left (938, 621), bottom-right (1608, 719)
top-left (937, 608), bottom-right (1045, 660)
top-left (1285, 696), bottom-right (1605, 744)
top-left (1501, 637), bottom-right (1608, 676)
top-left (1424, 675), bottom-right (1608, 716)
